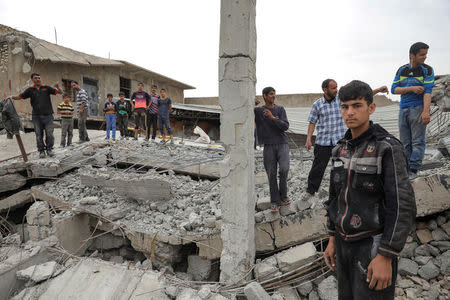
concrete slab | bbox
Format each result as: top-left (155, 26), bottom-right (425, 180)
top-left (0, 173), bottom-right (26, 193)
top-left (0, 245), bottom-right (56, 300)
top-left (80, 170), bottom-right (172, 203)
top-left (275, 242), bottom-right (317, 273)
top-left (38, 259), bottom-right (167, 300)
top-left (54, 214), bottom-right (92, 256)
top-left (30, 187), bottom-right (71, 211)
top-left (0, 189), bottom-right (32, 212)
top-left (412, 173), bottom-right (450, 217)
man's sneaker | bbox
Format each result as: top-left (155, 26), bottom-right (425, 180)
top-left (301, 192), bottom-right (313, 201)
top-left (281, 199), bottom-right (291, 206)
top-left (271, 204), bottom-right (279, 213)
top-left (46, 149), bottom-right (55, 157)
top-left (105, 137), bottom-right (110, 140)
top-left (85, 137), bottom-right (90, 142)
top-left (133, 137), bottom-right (138, 141)
top-left (39, 151), bottom-right (46, 159)
top-left (112, 138), bottom-right (115, 141)
top-left (60, 144), bottom-right (65, 148)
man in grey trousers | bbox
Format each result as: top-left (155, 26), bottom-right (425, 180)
top-left (71, 81), bottom-right (90, 143)
top-left (254, 86), bottom-right (291, 212)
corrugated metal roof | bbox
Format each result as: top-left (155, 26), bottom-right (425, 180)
top-left (28, 38), bottom-right (123, 66)
top-left (172, 103), bottom-right (449, 139)
top-left (0, 24), bottom-right (195, 89)
top-left (285, 104), bottom-right (401, 137)
top-left (172, 103), bottom-right (221, 114)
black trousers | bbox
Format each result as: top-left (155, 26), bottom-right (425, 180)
top-left (146, 113), bottom-right (158, 139)
top-left (263, 144), bottom-right (290, 205)
top-left (306, 145), bottom-right (334, 195)
top-left (117, 114), bottom-right (128, 137)
top-left (335, 234), bottom-right (397, 300)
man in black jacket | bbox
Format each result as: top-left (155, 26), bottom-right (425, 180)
top-left (323, 80), bottom-right (416, 299)
top-left (254, 87), bottom-right (290, 212)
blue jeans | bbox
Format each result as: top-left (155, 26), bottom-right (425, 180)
top-left (399, 105), bottom-right (426, 171)
top-left (32, 114), bottom-right (54, 151)
top-left (158, 115), bottom-right (172, 135)
top-left (106, 113), bottom-right (116, 139)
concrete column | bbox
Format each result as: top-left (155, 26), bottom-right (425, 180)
top-left (218, 0), bottom-right (256, 283)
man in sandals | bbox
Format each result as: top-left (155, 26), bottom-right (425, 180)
top-left (255, 87), bottom-right (290, 212)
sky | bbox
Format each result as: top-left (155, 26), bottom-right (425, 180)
top-left (1, 0), bottom-right (449, 99)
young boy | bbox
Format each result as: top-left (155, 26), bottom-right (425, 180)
top-left (158, 88), bottom-right (173, 144)
top-left (57, 93), bottom-right (74, 147)
top-left (116, 92), bottom-right (131, 140)
top-left (103, 93), bottom-right (117, 140)
top-left (323, 80), bottom-right (416, 299)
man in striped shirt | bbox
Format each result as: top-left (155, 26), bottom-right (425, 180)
top-left (146, 84), bottom-right (160, 141)
top-left (57, 93), bottom-right (74, 147)
top-left (71, 81), bottom-right (90, 143)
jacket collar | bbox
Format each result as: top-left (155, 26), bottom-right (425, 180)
top-left (340, 121), bottom-right (391, 148)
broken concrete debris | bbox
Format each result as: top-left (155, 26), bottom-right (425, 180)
top-left (80, 167), bottom-right (172, 203)
top-left (0, 127), bottom-right (449, 300)
top-left (244, 282), bottom-right (271, 300)
top-left (16, 261), bottom-right (64, 284)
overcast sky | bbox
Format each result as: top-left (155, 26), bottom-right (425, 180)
top-left (1, 0), bottom-right (449, 99)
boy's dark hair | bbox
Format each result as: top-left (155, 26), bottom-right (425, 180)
top-left (138, 82), bottom-right (144, 86)
top-left (71, 80), bottom-right (78, 85)
top-left (151, 84), bottom-right (157, 88)
top-left (409, 42), bottom-right (429, 56)
top-left (63, 93), bottom-right (70, 98)
top-left (119, 91), bottom-right (125, 96)
top-left (338, 80), bottom-right (373, 104)
top-left (107, 93), bottom-right (113, 98)
top-left (160, 88), bottom-right (166, 92)
top-left (262, 86), bottom-right (275, 96)
top-left (30, 73), bottom-right (40, 79)
top-left (322, 79), bottom-right (336, 89)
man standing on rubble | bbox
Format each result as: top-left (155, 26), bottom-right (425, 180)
top-left (391, 42), bottom-right (435, 179)
top-left (12, 73), bottom-right (63, 158)
top-left (146, 84), bottom-right (160, 141)
top-left (302, 79), bottom-right (388, 201)
top-left (323, 80), bottom-right (415, 299)
top-left (131, 82), bottom-right (150, 140)
top-left (71, 81), bottom-right (90, 143)
top-left (254, 87), bottom-right (290, 212)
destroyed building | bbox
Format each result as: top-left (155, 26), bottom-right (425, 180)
top-left (0, 24), bottom-right (194, 126)
top-left (1, 2), bottom-right (450, 298)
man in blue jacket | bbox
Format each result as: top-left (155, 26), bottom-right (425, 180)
top-left (391, 42), bottom-right (434, 178)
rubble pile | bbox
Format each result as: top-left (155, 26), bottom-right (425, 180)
top-left (396, 210), bottom-right (450, 300)
top-left (41, 168), bottom-right (222, 237)
top-left (0, 133), bottom-right (449, 299)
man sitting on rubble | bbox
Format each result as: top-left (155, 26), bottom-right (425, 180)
top-left (254, 86), bottom-right (290, 212)
top-left (323, 80), bottom-right (416, 299)
top-left (12, 73), bottom-right (63, 158)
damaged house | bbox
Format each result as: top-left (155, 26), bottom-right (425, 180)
top-left (0, 24), bottom-right (194, 128)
